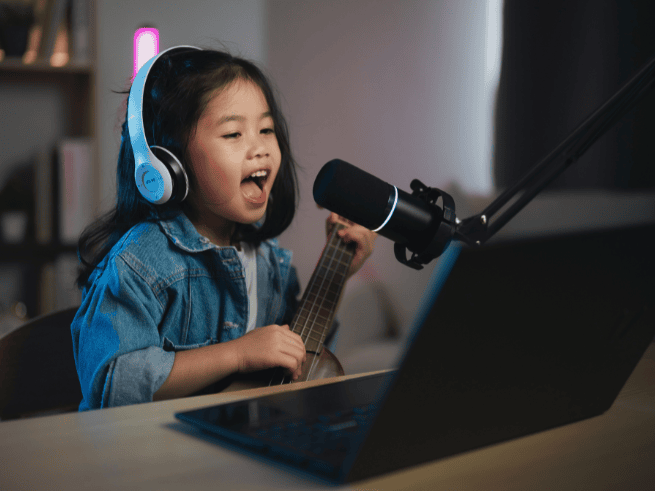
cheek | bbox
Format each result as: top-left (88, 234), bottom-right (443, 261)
top-left (195, 167), bottom-right (230, 201)
top-left (189, 143), bottom-right (237, 203)
top-left (271, 143), bottom-right (282, 174)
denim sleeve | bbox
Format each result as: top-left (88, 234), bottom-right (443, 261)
top-left (71, 254), bottom-right (175, 411)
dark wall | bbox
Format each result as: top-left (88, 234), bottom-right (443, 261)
top-left (494, 0), bottom-right (655, 191)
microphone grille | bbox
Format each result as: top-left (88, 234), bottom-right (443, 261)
top-left (313, 159), bottom-right (394, 230)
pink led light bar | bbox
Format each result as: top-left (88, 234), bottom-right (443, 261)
top-left (133, 28), bottom-right (159, 80)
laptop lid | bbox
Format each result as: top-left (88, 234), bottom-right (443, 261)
top-left (345, 223), bottom-right (655, 481)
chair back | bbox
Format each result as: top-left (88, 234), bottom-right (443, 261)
top-left (0, 307), bottom-right (81, 420)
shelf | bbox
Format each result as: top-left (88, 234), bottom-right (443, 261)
top-left (0, 243), bottom-right (78, 262)
top-left (0, 58), bottom-right (94, 75)
top-left (0, 0), bottom-right (96, 317)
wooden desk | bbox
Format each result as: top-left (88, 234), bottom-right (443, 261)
top-left (1, 344), bottom-right (654, 491)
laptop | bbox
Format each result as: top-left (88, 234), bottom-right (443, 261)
top-left (176, 223), bottom-right (655, 484)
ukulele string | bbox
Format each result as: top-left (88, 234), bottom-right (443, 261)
top-left (268, 226), bottom-right (341, 386)
top-left (289, 226), bottom-right (342, 383)
top-left (294, 225), bottom-right (340, 343)
top-left (305, 226), bottom-right (354, 380)
top-left (302, 227), bottom-right (343, 380)
top-left (270, 224), bottom-right (354, 386)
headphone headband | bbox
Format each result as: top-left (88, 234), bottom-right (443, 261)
top-left (127, 45), bottom-right (202, 204)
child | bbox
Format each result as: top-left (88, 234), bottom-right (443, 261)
top-left (71, 47), bottom-right (376, 410)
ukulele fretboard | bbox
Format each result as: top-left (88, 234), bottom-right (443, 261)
top-left (291, 223), bottom-right (355, 353)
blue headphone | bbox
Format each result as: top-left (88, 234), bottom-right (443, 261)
top-left (127, 45), bottom-right (201, 204)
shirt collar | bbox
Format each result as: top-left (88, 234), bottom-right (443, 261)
top-left (158, 211), bottom-right (221, 253)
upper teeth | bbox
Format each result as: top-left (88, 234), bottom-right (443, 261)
top-left (250, 170), bottom-right (268, 178)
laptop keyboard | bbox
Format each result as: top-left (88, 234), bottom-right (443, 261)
top-left (238, 403), bottom-right (379, 476)
top-left (177, 373), bottom-right (395, 480)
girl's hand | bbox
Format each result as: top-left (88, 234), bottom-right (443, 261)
top-left (326, 212), bottom-right (377, 280)
top-left (232, 324), bottom-right (306, 380)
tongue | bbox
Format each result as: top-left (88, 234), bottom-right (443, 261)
top-left (241, 180), bottom-right (266, 203)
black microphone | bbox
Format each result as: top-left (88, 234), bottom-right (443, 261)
top-left (313, 159), bottom-right (457, 269)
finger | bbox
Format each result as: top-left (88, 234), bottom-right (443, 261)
top-left (328, 213), bottom-right (357, 228)
top-left (290, 329), bottom-right (306, 345)
top-left (335, 215), bottom-right (355, 227)
top-left (278, 354), bottom-right (301, 374)
top-left (326, 213), bottom-right (340, 234)
top-left (293, 356), bottom-right (306, 379)
top-left (278, 331), bottom-right (307, 360)
top-left (283, 349), bottom-right (306, 378)
top-left (275, 340), bottom-right (304, 366)
top-left (340, 231), bottom-right (376, 276)
top-left (277, 342), bottom-right (305, 364)
top-left (265, 327), bottom-right (303, 358)
top-left (339, 227), bottom-right (373, 250)
top-left (282, 327), bottom-right (306, 351)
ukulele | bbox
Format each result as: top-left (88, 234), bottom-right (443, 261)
top-left (219, 222), bottom-right (355, 392)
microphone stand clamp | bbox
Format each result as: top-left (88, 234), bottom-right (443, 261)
top-left (394, 179), bottom-right (457, 270)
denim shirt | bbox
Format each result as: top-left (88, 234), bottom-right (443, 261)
top-left (71, 212), bottom-right (300, 411)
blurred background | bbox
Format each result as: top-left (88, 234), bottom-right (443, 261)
top-left (1, 0), bottom-right (654, 374)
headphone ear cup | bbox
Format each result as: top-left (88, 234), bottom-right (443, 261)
top-left (128, 45), bottom-right (201, 205)
top-left (151, 146), bottom-right (189, 203)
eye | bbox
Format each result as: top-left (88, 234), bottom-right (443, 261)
top-left (223, 132), bottom-right (241, 139)
top-left (260, 128), bottom-right (275, 135)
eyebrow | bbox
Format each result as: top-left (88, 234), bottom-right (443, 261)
top-left (217, 111), bottom-right (272, 125)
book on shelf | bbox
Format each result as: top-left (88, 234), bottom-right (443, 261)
top-left (22, 0), bottom-right (46, 63)
top-left (34, 146), bottom-right (54, 244)
top-left (23, 0), bottom-right (91, 66)
top-left (57, 138), bottom-right (94, 245)
top-left (70, 0), bottom-right (91, 64)
top-left (36, 0), bottom-right (68, 63)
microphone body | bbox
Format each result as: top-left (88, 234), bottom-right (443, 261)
top-left (313, 159), bottom-right (449, 256)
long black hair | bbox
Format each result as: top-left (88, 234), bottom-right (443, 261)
top-left (76, 48), bottom-right (299, 289)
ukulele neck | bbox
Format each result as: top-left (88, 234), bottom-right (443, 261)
top-left (291, 223), bottom-right (355, 353)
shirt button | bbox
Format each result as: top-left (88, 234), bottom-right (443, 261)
top-left (279, 258), bottom-right (285, 264)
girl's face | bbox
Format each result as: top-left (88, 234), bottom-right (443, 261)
top-left (186, 80), bottom-right (281, 245)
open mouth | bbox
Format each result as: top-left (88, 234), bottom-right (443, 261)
top-left (242, 169), bottom-right (269, 190)
top-left (241, 169), bottom-right (270, 203)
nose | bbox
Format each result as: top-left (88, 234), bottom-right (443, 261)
top-left (247, 133), bottom-right (269, 160)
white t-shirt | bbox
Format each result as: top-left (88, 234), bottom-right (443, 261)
top-left (236, 243), bottom-right (258, 333)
